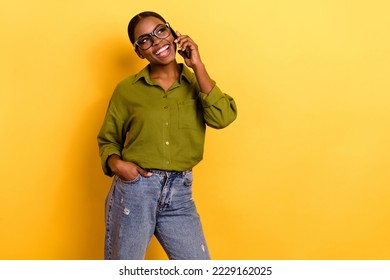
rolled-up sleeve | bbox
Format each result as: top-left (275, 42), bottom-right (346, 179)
top-left (97, 97), bottom-right (127, 176)
top-left (199, 85), bottom-right (237, 129)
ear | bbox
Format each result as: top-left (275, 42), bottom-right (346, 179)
top-left (135, 48), bottom-right (145, 59)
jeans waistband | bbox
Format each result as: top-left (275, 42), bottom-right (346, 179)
top-left (144, 169), bottom-right (192, 176)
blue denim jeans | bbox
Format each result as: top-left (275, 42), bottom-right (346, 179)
top-left (104, 169), bottom-right (210, 260)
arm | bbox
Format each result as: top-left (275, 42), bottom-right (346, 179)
top-left (97, 99), bottom-right (125, 176)
top-left (97, 90), bottom-right (152, 179)
top-left (175, 32), bottom-right (238, 128)
top-left (199, 85), bottom-right (237, 129)
top-left (175, 31), bottom-right (213, 94)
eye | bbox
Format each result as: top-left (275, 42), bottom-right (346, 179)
top-left (138, 36), bottom-right (151, 45)
top-left (156, 26), bottom-right (169, 36)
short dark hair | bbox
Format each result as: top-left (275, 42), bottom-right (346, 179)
top-left (127, 11), bottom-right (167, 45)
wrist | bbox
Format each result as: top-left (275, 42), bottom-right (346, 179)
top-left (192, 62), bottom-right (205, 73)
top-left (193, 63), bottom-right (213, 94)
top-left (107, 154), bottom-right (122, 172)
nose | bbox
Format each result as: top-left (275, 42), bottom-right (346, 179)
top-left (151, 35), bottom-right (163, 46)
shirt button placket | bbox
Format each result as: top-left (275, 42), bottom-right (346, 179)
top-left (162, 93), bottom-right (171, 168)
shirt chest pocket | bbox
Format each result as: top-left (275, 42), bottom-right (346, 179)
top-left (178, 99), bottom-right (204, 129)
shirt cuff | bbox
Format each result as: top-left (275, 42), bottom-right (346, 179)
top-left (101, 151), bottom-right (121, 177)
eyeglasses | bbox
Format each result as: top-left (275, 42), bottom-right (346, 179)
top-left (134, 23), bottom-right (172, 50)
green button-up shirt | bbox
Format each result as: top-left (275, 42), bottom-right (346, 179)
top-left (98, 64), bottom-right (237, 176)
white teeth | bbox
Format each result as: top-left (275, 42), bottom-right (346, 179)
top-left (156, 45), bottom-right (169, 55)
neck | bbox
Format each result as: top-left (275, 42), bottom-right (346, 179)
top-left (149, 61), bottom-right (180, 79)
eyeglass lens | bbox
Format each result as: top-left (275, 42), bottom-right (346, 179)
top-left (136, 24), bottom-right (170, 50)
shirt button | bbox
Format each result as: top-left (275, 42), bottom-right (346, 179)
top-left (163, 95), bottom-right (167, 98)
top-left (165, 141), bottom-right (170, 145)
top-left (164, 106), bottom-right (168, 109)
top-left (165, 122), bottom-right (169, 126)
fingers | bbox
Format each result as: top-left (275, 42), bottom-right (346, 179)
top-left (120, 169), bottom-right (152, 182)
top-left (114, 160), bottom-right (152, 181)
top-left (137, 167), bottom-right (153, 177)
top-left (178, 49), bottom-right (191, 59)
top-left (174, 31), bottom-right (197, 53)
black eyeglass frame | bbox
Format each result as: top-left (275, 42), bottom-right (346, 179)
top-left (134, 22), bottom-right (173, 50)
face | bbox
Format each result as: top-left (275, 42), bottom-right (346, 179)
top-left (133, 17), bottom-right (176, 64)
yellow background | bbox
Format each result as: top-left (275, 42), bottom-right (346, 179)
top-left (1, 0), bottom-right (389, 259)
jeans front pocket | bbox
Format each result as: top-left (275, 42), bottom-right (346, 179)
top-left (117, 174), bottom-right (141, 185)
top-left (183, 171), bottom-right (193, 187)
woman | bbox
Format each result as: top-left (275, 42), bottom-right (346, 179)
top-left (98, 11), bottom-right (237, 260)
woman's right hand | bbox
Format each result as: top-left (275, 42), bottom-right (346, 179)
top-left (107, 155), bottom-right (152, 181)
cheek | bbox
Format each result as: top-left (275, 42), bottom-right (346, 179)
top-left (135, 49), bottom-right (145, 59)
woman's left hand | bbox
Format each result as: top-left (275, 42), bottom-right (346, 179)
top-left (174, 31), bottom-right (203, 69)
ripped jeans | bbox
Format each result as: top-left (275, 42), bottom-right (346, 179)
top-left (104, 169), bottom-right (210, 260)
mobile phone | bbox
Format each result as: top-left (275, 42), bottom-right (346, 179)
top-left (170, 26), bottom-right (191, 59)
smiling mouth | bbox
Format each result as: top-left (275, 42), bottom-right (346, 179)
top-left (155, 45), bottom-right (170, 56)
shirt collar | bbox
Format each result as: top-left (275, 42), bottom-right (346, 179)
top-left (179, 64), bottom-right (193, 83)
top-left (133, 63), bottom-right (192, 85)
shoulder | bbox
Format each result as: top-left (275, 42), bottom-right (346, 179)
top-left (115, 65), bottom-right (149, 91)
top-left (112, 70), bottom-right (147, 100)
top-left (114, 74), bottom-right (138, 92)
